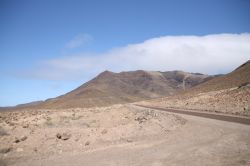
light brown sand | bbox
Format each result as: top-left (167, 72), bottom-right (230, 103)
top-left (0, 104), bottom-right (250, 166)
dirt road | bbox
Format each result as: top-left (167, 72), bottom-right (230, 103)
top-left (135, 104), bottom-right (250, 125)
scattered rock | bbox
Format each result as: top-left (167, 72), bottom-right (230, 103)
top-left (0, 147), bottom-right (12, 154)
top-left (20, 136), bottom-right (27, 141)
top-left (22, 124), bottom-right (29, 128)
top-left (135, 116), bottom-right (147, 124)
top-left (126, 139), bottom-right (133, 143)
top-left (85, 141), bottom-right (90, 146)
top-left (6, 121), bottom-right (15, 126)
top-left (33, 147), bottom-right (38, 152)
top-left (56, 133), bottom-right (71, 140)
top-left (15, 135), bottom-right (28, 143)
top-left (101, 129), bottom-right (108, 134)
top-left (56, 133), bottom-right (61, 139)
top-left (14, 138), bottom-right (20, 143)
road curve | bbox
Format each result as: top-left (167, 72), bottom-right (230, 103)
top-left (135, 104), bottom-right (250, 125)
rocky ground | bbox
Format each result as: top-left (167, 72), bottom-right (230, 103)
top-left (0, 104), bottom-right (185, 166)
top-left (0, 104), bottom-right (250, 166)
top-left (139, 84), bottom-right (250, 117)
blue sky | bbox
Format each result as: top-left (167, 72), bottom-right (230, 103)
top-left (1, 0), bottom-right (250, 106)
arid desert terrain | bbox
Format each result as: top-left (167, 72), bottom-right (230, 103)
top-left (2, 0), bottom-right (250, 165)
top-left (1, 104), bottom-right (250, 166)
top-left (1, 61), bottom-right (250, 166)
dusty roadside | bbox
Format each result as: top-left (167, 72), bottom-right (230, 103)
top-left (135, 104), bottom-right (250, 125)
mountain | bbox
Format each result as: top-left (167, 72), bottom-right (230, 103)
top-left (30, 70), bottom-right (211, 109)
top-left (189, 60), bottom-right (250, 93)
top-left (16, 101), bottom-right (44, 108)
top-left (141, 60), bottom-right (250, 116)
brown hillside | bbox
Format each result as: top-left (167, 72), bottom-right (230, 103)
top-left (191, 60), bottom-right (250, 93)
top-left (35, 70), bottom-right (210, 109)
top-left (141, 60), bottom-right (250, 116)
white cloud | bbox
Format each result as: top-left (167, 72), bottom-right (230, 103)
top-left (23, 33), bottom-right (250, 80)
top-left (65, 34), bottom-right (93, 49)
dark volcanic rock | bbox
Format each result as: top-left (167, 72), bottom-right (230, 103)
top-left (56, 133), bottom-right (71, 140)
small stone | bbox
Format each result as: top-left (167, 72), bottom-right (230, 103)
top-left (101, 129), bottom-right (108, 134)
top-left (56, 133), bottom-right (62, 139)
top-left (14, 137), bottom-right (20, 143)
top-left (85, 141), bottom-right (90, 146)
top-left (33, 147), bottom-right (38, 152)
top-left (126, 139), bottom-right (133, 143)
top-left (14, 136), bottom-right (27, 143)
top-left (135, 116), bottom-right (147, 124)
top-left (0, 147), bottom-right (12, 154)
top-left (56, 133), bottom-right (71, 140)
top-left (20, 136), bottom-right (27, 141)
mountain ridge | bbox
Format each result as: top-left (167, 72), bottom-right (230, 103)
top-left (140, 60), bottom-right (250, 116)
top-left (14, 70), bottom-right (211, 109)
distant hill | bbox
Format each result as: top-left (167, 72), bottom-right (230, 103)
top-left (189, 60), bottom-right (250, 93)
top-left (28, 70), bottom-right (211, 109)
top-left (16, 101), bottom-right (44, 107)
top-left (141, 60), bottom-right (250, 116)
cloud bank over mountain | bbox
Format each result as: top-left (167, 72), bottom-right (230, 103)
top-left (21, 33), bottom-right (250, 80)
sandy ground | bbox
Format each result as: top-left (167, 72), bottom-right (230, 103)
top-left (1, 104), bottom-right (250, 166)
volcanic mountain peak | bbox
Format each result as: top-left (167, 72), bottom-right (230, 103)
top-left (97, 70), bottom-right (115, 77)
top-left (33, 70), bottom-right (210, 109)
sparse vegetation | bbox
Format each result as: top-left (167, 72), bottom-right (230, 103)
top-left (44, 117), bottom-right (54, 127)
